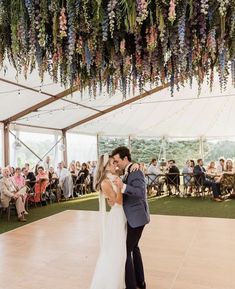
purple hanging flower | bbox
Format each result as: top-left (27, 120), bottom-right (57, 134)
top-left (102, 15), bottom-right (109, 42)
top-left (85, 42), bottom-right (92, 73)
top-left (67, 0), bottom-right (76, 63)
top-left (178, 15), bottom-right (185, 51)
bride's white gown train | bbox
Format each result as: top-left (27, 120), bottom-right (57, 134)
top-left (89, 174), bottom-right (127, 289)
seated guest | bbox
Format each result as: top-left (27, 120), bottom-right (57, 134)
top-left (182, 160), bottom-right (195, 194)
top-left (147, 159), bottom-right (164, 193)
top-left (215, 159), bottom-right (235, 183)
top-left (76, 163), bottom-right (90, 195)
top-left (182, 160), bottom-right (191, 189)
top-left (43, 156), bottom-right (52, 172)
top-left (11, 168), bottom-right (26, 189)
top-left (206, 161), bottom-right (217, 177)
top-left (46, 167), bottom-right (59, 201)
top-left (224, 159), bottom-right (235, 173)
top-left (194, 159), bottom-right (222, 202)
top-left (11, 167), bottom-right (28, 212)
top-left (77, 163), bottom-right (89, 184)
top-left (217, 158), bottom-right (225, 174)
top-left (0, 168), bottom-right (27, 221)
top-left (87, 161), bottom-right (92, 172)
top-left (69, 162), bottom-right (78, 183)
top-left (148, 159), bottom-right (160, 175)
top-left (7, 165), bottom-right (15, 177)
top-left (29, 166), bottom-right (49, 203)
top-left (57, 162), bottom-right (73, 199)
top-left (139, 162), bottom-right (148, 175)
top-left (166, 160), bottom-right (180, 194)
top-left (75, 161), bottom-right (81, 173)
top-left (48, 167), bottom-right (59, 188)
top-left (22, 167), bottom-right (36, 189)
top-left (25, 163), bottom-right (30, 170)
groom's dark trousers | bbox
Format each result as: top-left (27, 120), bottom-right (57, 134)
top-left (126, 223), bottom-right (145, 289)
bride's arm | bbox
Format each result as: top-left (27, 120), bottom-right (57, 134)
top-left (101, 180), bottom-right (122, 206)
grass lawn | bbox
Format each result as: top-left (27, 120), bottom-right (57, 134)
top-left (1, 194), bottom-right (235, 234)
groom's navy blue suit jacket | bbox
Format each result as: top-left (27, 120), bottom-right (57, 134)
top-left (123, 170), bottom-right (150, 228)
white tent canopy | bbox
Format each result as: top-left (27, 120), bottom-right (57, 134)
top-left (1, 62), bottom-right (235, 138)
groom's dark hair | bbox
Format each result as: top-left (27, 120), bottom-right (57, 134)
top-left (111, 146), bottom-right (132, 162)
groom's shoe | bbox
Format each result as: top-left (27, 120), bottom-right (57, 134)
top-left (137, 281), bottom-right (146, 289)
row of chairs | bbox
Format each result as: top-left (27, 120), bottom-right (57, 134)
top-left (146, 173), bottom-right (235, 198)
top-left (0, 175), bottom-right (95, 221)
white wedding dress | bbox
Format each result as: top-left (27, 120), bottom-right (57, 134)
top-left (89, 173), bottom-right (127, 289)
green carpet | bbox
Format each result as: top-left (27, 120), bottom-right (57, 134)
top-left (1, 194), bottom-right (235, 234)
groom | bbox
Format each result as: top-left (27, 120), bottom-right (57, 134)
top-left (112, 146), bottom-right (150, 289)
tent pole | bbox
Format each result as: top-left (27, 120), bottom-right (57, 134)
top-left (3, 123), bottom-right (10, 166)
top-left (128, 135), bottom-right (132, 153)
top-left (62, 130), bottom-right (68, 167)
top-left (199, 136), bottom-right (204, 159)
top-left (162, 137), bottom-right (167, 161)
top-left (96, 134), bottom-right (100, 160)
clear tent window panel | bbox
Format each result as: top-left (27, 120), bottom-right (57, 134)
top-left (98, 136), bottom-right (129, 157)
top-left (67, 133), bottom-right (97, 164)
top-left (204, 138), bottom-right (235, 165)
top-left (10, 131), bottom-right (62, 169)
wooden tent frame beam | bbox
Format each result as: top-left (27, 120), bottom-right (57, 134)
top-left (0, 78), bottom-right (54, 97)
top-left (3, 86), bottom-right (79, 123)
top-left (63, 82), bottom-right (170, 132)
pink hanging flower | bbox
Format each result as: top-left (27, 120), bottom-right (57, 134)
top-left (135, 52), bottom-right (142, 70)
top-left (124, 56), bottom-right (131, 74)
top-left (59, 7), bottom-right (67, 38)
top-left (146, 25), bottom-right (157, 52)
top-left (76, 37), bottom-right (83, 54)
top-left (120, 39), bottom-right (125, 55)
top-left (168, 0), bottom-right (176, 24)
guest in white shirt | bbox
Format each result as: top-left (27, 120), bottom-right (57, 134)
top-left (217, 158), bottom-right (225, 174)
top-left (147, 159), bottom-right (161, 176)
top-left (43, 156), bottom-right (51, 172)
top-left (147, 159), bottom-right (163, 193)
top-left (57, 162), bottom-right (73, 199)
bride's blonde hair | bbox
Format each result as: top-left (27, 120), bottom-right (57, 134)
top-left (95, 154), bottom-right (110, 191)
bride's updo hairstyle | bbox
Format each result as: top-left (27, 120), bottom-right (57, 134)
top-left (95, 153), bottom-right (110, 191)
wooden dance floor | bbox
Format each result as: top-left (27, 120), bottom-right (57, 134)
top-left (0, 210), bottom-right (235, 289)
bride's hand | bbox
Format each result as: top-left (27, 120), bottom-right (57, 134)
top-left (107, 197), bottom-right (115, 207)
top-left (130, 163), bottom-right (140, 172)
top-left (113, 177), bottom-right (124, 189)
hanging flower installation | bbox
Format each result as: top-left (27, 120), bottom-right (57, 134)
top-left (0, 0), bottom-right (234, 97)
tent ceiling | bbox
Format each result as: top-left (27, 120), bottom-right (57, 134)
top-left (1, 63), bottom-right (235, 138)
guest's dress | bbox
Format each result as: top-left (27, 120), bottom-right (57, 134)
top-left (30, 172), bottom-right (48, 203)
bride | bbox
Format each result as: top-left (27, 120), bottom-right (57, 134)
top-left (89, 154), bottom-right (138, 289)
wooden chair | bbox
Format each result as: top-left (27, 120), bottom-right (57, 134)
top-left (0, 200), bottom-right (17, 221)
top-left (145, 174), bottom-right (164, 196)
top-left (220, 173), bottom-right (235, 196)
